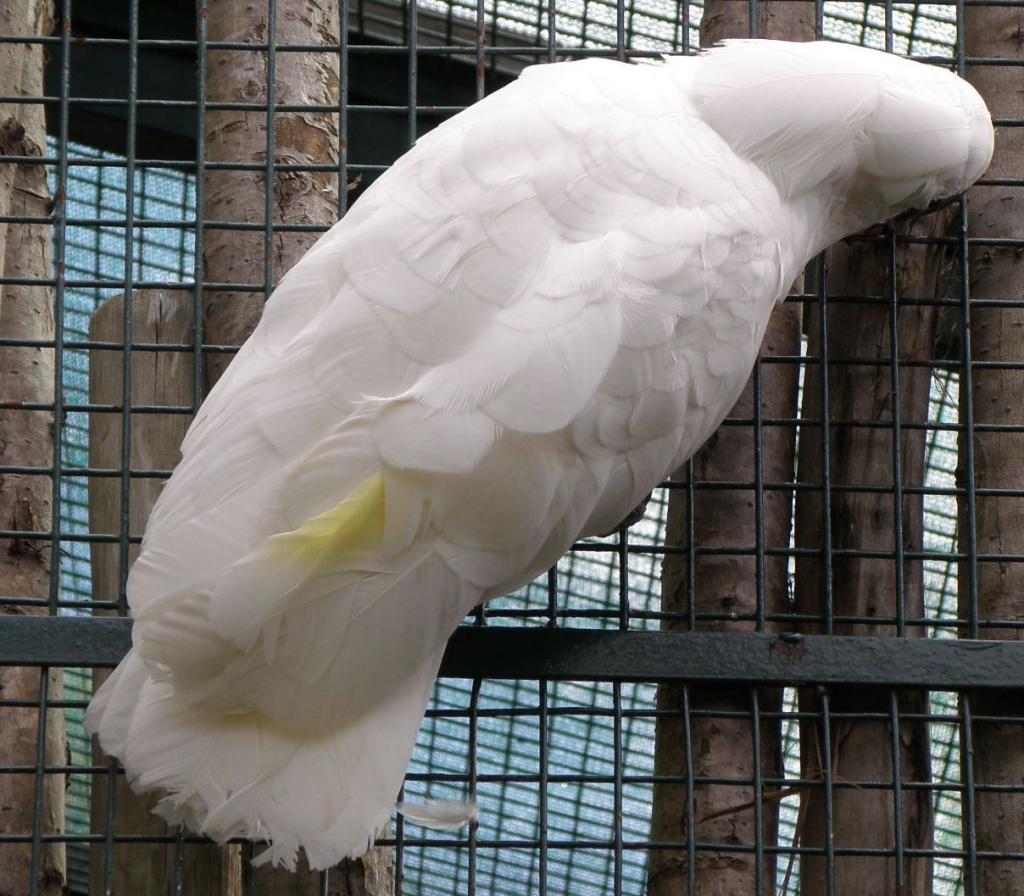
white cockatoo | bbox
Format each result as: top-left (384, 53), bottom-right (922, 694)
top-left (86, 39), bottom-right (993, 870)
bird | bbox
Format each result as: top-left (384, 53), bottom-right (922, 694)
top-left (86, 38), bottom-right (993, 871)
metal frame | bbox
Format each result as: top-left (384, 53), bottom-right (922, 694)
top-left (3, 617), bottom-right (1024, 689)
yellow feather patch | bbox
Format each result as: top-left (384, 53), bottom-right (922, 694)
top-left (269, 473), bottom-right (386, 567)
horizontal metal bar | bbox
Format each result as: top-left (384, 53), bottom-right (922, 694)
top-left (1, 617), bottom-right (1022, 689)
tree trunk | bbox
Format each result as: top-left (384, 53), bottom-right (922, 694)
top-left (647, 7), bottom-right (808, 895)
top-left (89, 292), bottom-right (243, 894)
top-left (203, 2), bottom-right (393, 890)
top-left (960, 8), bottom-right (1024, 894)
top-left (203, 0), bottom-right (341, 391)
top-left (0, 1), bottom-right (66, 893)
top-left (793, 217), bottom-right (947, 894)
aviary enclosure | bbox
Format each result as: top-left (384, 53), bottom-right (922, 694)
top-left (0, 0), bottom-right (1022, 894)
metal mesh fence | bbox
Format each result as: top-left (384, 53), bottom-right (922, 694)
top-left (1, 0), bottom-right (1022, 894)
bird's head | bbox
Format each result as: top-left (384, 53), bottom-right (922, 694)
top-left (689, 40), bottom-right (994, 245)
top-left (850, 47), bottom-right (993, 215)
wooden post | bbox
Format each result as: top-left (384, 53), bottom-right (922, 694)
top-left (793, 216), bottom-right (948, 894)
top-left (648, 6), bottom-right (808, 895)
top-left (0, 0), bottom-right (66, 892)
top-left (88, 291), bottom-right (242, 894)
top-left (960, 6), bottom-right (1024, 894)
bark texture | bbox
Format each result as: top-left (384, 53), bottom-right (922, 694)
top-left (647, 7), bottom-right (808, 895)
top-left (89, 293), bottom-right (242, 894)
top-left (203, 0), bottom-right (341, 390)
top-left (204, 2), bottom-right (393, 890)
top-left (0, 1), bottom-right (66, 892)
top-left (960, 8), bottom-right (1024, 894)
top-left (793, 218), bottom-right (949, 894)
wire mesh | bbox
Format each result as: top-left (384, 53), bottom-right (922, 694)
top-left (0, 0), bottom-right (1022, 894)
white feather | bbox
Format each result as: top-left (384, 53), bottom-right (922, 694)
top-left (397, 799), bottom-right (480, 830)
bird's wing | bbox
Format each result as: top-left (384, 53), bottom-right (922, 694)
top-left (127, 57), bottom-right (785, 692)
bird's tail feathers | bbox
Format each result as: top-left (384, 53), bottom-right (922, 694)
top-left (86, 645), bottom-right (447, 870)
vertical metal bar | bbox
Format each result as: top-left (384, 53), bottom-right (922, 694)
top-left (753, 359), bottom-right (766, 632)
top-left (136, 168), bottom-right (147, 275)
top-left (468, 678), bottom-right (481, 896)
top-left (117, 0), bottom-right (140, 617)
top-left (614, 0), bottom-right (625, 60)
top-left (339, 0), bottom-right (350, 216)
top-left (546, 0), bottom-right (556, 65)
top-left (749, 0), bottom-right (757, 37)
top-left (960, 694), bottom-right (978, 896)
top-left (173, 827), bottom-right (185, 896)
top-left (888, 690), bottom-right (906, 891)
top-left (817, 254), bottom-right (835, 634)
top-left (395, 784), bottom-right (405, 896)
top-left (819, 689), bottom-right (836, 896)
top-left (103, 755), bottom-right (117, 895)
top-left (681, 687), bottom-right (696, 896)
top-left (407, 0), bottom-right (418, 150)
top-left (612, 682), bottom-right (623, 895)
top-left (477, 0), bottom-right (489, 98)
top-left (618, 527), bottom-right (630, 630)
top-left (887, 225), bottom-right (907, 637)
top-left (263, 0), bottom-right (278, 300)
top-left (751, 689), bottom-right (764, 896)
top-left (50, 0), bottom-right (72, 614)
top-left (538, 678), bottom-right (549, 896)
top-left (954, 0), bottom-right (978, 638)
top-left (28, 668), bottom-right (50, 896)
top-left (546, 566), bottom-right (557, 627)
top-left (679, 0), bottom-right (689, 54)
top-left (685, 458), bottom-right (696, 631)
top-left (883, 0), bottom-right (900, 644)
top-left (488, 0), bottom-right (498, 77)
top-left (814, 0), bottom-right (824, 40)
top-left (193, 0), bottom-right (208, 412)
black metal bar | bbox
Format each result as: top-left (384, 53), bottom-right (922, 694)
top-left (6, 618), bottom-right (1024, 690)
top-left (820, 689), bottom-right (836, 896)
top-left (751, 688), bottom-right (765, 896)
top-left (886, 224), bottom-right (907, 637)
top-left (612, 681), bottom-right (623, 894)
top-left (28, 668), bottom-right (49, 896)
top-left (961, 694), bottom-right (979, 895)
top-left (681, 687), bottom-right (695, 896)
top-left (49, 0), bottom-right (72, 618)
top-left (264, 0), bottom-right (278, 302)
top-left (467, 676), bottom-right (480, 896)
top-left (192, 0), bottom-right (208, 418)
top-left (817, 252), bottom-right (835, 634)
top-left (538, 677), bottom-right (549, 895)
top-left (889, 690), bottom-right (907, 890)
